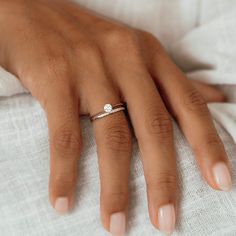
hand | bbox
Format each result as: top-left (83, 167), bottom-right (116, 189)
top-left (0, 0), bottom-right (231, 235)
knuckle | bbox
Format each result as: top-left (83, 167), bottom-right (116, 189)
top-left (205, 133), bottom-right (222, 146)
top-left (104, 28), bottom-right (139, 50)
top-left (53, 173), bottom-right (76, 189)
top-left (151, 38), bottom-right (164, 58)
top-left (106, 191), bottom-right (128, 202)
top-left (183, 88), bottom-right (209, 115)
top-left (137, 30), bottom-right (164, 62)
top-left (147, 172), bottom-right (177, 193)
top-left (193, 133), bottom-right (224, 154)
top-left (74, 40), bottom-right (100, 60)
top-left (53, 125), bottom-right (81, 154)
top-left (104, 120), bottom-right (132, 153)
top-left (43, 53), bottom-right (69, 76)
top-left (102, 190), bottom-right (128, 209)
top-left (37, 52), bottom-right (71, 88)
top-left (144, 107), bottom-right (173, 139)
top-left (152, 43), bottom-right (164, 64)
top-left (138, 29), bottom-right (159, 43)
top-left (20, 51), bottom-right (71, 100)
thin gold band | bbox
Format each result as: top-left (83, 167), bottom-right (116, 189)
top-left (90, 103), bottom-right (126, 122)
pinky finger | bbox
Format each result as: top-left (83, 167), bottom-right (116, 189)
top-left (191, 80), bottom-right (226, 103)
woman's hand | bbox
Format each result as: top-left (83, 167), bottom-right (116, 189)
top-left (0, 0), bottom-right (232, 235)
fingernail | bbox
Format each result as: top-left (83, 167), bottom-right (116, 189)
top-left (213, 162), bottom-right (232, 191)
top-left (110, 212), bottom-right (126, 236)
top-left (158, 204), bottom-right (176, 235)
top-left (55, 197), bottom-right (69, 214)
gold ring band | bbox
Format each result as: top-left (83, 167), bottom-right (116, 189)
top-left (90, 103), bottom-right (126, 122)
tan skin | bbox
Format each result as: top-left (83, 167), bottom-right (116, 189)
top-left (0, 0), bottom-right (231, 235)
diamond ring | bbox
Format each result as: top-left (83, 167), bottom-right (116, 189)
top-left (90, 103), bottom-right (126, 121)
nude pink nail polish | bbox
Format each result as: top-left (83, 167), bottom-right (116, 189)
top-left (158, 204), bottom-right (176, 235)
top-left (110, 212), bottom-right (126, 236)
top-left (55, 197), bottom-right (69, 214)
top-left (213, 162), bottom-right (232, 191)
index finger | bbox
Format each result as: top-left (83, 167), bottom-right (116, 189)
top-left (42, 85), bottom-right (82, 214)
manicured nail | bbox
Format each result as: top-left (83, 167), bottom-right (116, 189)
top-left (55, 197), bottom-right (69, 214)
top-left (213, 162), bottom-right (232, 191)
top-left (110, 212), bottom-right (126, 236)
top-left (158, 204), bottom-right (176, 235)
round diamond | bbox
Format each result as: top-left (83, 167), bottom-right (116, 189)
top-left (104, 104), bottom-right (113, 113)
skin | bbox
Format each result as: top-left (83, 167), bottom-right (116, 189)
top-left (0, 0), bottom-right (230, 234)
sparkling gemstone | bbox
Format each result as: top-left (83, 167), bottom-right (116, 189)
top-left (104, 104), bottom-right (113, 113)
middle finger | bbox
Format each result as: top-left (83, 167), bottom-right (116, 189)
top-left (102, 33), bottom-right (178, 234)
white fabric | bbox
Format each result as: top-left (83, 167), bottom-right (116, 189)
top-left (0, 0), bottom-right (236, 235)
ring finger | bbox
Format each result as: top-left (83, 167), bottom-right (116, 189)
top-left (79, 53), bottom-right (132, 236)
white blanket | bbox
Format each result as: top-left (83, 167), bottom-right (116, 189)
top-left (0, 0), bottom-right (235, 235)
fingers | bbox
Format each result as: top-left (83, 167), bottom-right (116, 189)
top-left (148, 39), bottom-right (232, 191)
top-left (94, 110), bottom-right (131, 236)
top-left (101, 32), bottom-right (178, 234)
top-left (121, 74), bottom-right (177, 234)
top-left (191, 80), bottom-right (226, 103)
top-left (82, 53), bottom-right (132, 235)
top-left (41, 85), bottom-right (82, 214)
